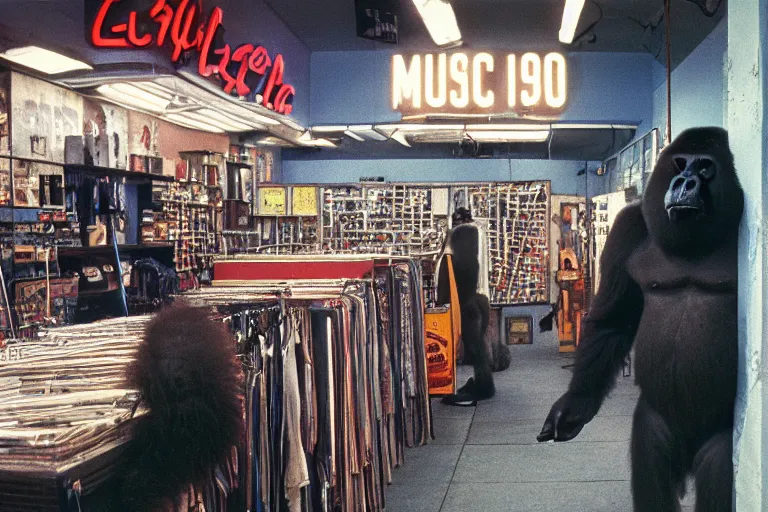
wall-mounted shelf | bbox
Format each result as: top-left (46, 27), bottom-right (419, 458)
top-left (64, 163), bottom-right (175, 182)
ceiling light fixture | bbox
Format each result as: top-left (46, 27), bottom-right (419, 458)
top-left (311, 126), bottom-right (349, 133)
top-left (348, 126), bottom-right (389, 141)
top-left (390, 130), bottom-right (412, 147)
top-left (164, 113), bottom-right (226, 133)
top-left (298, 130), bottom-right (338, 148)
top-left (411, 0), bottom-right (463, 48)
top-left (344, 130), bottom-right (366, 142)
top-left (376, 123), bottom-right (464, 134)
top-left (0, 46), bottom-right (93, 75)
top-left (464, 123), bottom-right (548, 131)
top-left (559, 0), bottom-right (586, 44)
top-left (96, 83), bottom-right (170, 113)
top-left (190, 109), bottom-right (257, 132)
top-left (465, 130), bottom-right (551, 142)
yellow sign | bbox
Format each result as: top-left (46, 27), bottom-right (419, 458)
top-left (259, 187), bottom-right (286, 215)
top-left (291, 186), bottom-right (318, 216)
top-left (392, 51), bottom-right (567, 116)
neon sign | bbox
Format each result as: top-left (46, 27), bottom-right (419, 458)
top-left (90, 0), bottom-right (295, 115)
top-left (392, 51), bottom-right (567, 116)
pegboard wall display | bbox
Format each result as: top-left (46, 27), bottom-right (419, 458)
top-left (234, 181), bottom-right (550, 306)
top-left (465, 182), bottom-right (551, 305)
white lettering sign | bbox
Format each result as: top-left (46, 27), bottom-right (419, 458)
top-left (392, 51), bottom-right (568, 115)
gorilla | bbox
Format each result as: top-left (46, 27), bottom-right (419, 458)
top-left (538, 127), bottom-right (744, 512)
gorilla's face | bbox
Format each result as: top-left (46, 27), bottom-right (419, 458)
top-left (642, 127), bottom-right (744, 255)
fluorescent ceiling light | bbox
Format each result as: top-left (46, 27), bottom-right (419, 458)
top-left (344, 130), bottom-right (366, 142)
top-left (97, 83), bottom-right (170, 113)
top-left (465, 130), bottom-right (551, 142)
top-left (411, 0), bottom-right (462, 48)
top-left (390, 131), bottom-right (412, 147)
top-left (164, 113), bottom-right (225, 133)
top-left (465, 124), bottom-right (549, 131)
top-left (312, 126), bottom-right (348, 133)
top-left (559, 0), bottom-right (586, 44)
top-left (350, 128), bottom-right (388, 141)
top-left (376, 123), bottom-right (464, 133)
top-left (0, 46), bottom-right (92, 75)
top-left (191, 109), bottom-right (258, 132)
top-left (551, 123), bottom-right (638, 130)
top-left (299, 130), bottom-right (338, 148)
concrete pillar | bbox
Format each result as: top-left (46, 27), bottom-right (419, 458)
top-left (728, 0), bottom-right (767, 510)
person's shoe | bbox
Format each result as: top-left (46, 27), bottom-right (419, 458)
top-left (440, 378), bottom-right (495, 406)
top-left (440, 391), bottom-right (477, 407)
top-left (456, 377), bottom-right (475, 395)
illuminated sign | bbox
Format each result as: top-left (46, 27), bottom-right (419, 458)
top-left (89, 0), bottom-right (295, 115)
top-left (392, 51), bottom-right (567, 116)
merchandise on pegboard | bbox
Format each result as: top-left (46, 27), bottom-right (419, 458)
top-left (154, 180), bottom-right (222, 273)
top-left (466, 181), bottom-right (550, 305)
top-left (321, 184), bottom-right (448, 255)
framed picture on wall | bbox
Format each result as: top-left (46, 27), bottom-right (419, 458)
top-left (505, 315), bottom-right (533, 345)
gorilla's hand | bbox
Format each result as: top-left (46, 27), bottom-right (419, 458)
top-left (537, 392), bottom-right (598, 442)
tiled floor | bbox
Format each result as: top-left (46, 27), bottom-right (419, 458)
top-left (385, 341), bottom-right (696, 512)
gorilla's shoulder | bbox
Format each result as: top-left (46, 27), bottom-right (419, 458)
top-left (607, 202), bottom-right (648, 252)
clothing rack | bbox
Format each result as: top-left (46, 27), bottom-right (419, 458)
top-left (0, 257), bottom-right (432, 512)
top-left (179, 256), bottom-right (432, 511)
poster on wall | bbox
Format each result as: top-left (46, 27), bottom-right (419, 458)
top-left (291, 186), bottom-right (318, 216)
top-left (0, 72), bottom-right (9, 156)
top-left (11, 72), bottom-right (83, 163)
top-left (259, 187), bottom-right (287, 215)
top-left (254, 147), bottom-right (280, 183)
top-left (83, 98), bottom-right (129, 169)
top-left (127, 110), bottom-right (159, 158)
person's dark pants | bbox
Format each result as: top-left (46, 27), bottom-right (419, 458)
top-left (459, 293), bottom-right (494, 397)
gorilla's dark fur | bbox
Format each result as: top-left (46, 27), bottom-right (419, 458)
top-left (90, 304), bottom-right (244, 511)
top-left (538, 127), bottom-right (743, 512)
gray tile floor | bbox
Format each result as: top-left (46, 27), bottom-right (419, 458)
top-left (385, 340), bottom-right (696, 512)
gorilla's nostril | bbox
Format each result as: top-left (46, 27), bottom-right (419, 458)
top-left (674, 157), bottom-right (688, 171)
top-left (685, 180), bottom-right (697, 191)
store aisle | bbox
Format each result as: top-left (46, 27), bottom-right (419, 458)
top-left (385, 341), bottom-right (696, 512)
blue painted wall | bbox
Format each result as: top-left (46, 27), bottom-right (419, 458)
top-left (652, 17), bottom-right (727, 140)
top-left (310, 50), bottom-right (655, 126)
top-left (213, 0), bottom-right (312, 126)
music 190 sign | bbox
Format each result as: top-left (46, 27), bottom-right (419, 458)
top-left (392, 51), bottom-right (568, 117)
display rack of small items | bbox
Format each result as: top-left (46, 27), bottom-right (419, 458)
top-left (149, 181), bottom-right (223, 274)
top-left (467, 181), bottom-right (550, 305)
top-left (321, 184), bottom-right (448, 256)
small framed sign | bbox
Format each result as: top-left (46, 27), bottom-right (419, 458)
top-left (506, 315), bottom-right (533, 345)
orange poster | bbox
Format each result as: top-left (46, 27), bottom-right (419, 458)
top-left (425, 254), bottom-right (461, 396)
top-left (425, 307), bottom-right (455, 395)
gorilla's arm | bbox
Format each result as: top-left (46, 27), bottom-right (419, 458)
top-left (538, 203), bottom-right (647, 442)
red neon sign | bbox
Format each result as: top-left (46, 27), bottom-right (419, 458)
top-left (90, 0), bottom-right (295, 115)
